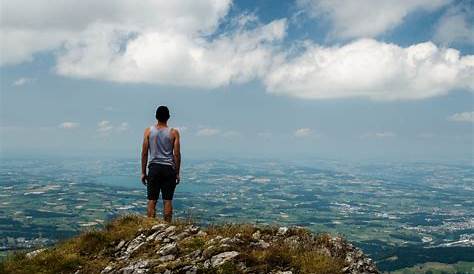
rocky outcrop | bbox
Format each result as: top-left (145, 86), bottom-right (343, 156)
top-left (95, 222), bottom-right (379, 274)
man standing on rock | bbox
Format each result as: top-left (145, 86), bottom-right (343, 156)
top-left (141, 105), bottom-right (181, 222)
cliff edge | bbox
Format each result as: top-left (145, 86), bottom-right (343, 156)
top-left (1, 215), bottom-right (379, 274)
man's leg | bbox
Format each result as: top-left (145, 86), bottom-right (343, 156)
top-left (147, 200), bottom-right (157, 218)
top-left (163, 200), bottom-right (173, 222)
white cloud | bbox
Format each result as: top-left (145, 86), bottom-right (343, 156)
top-left (448, 111), bottom-right (474, 123)
top-left (96, 120), bottom-right (129, 135)
top-left (1, 0), bottom-right (232, 65)
top-left (361, 131), bottom-right (396, 139)
top-left (434, 3), bottom-right (474, 46)
top-left (297, 0), bottom-right (450, 39)
top-left (12, 77), bottom-right (35, 86)
top-left (2, 0), bottom-right (473, 102)
top-left (265, 39), bottom-right (474, 101)
top-left (196, 128), bottom-right (221, 137)
top-left (58, 122), bottom-right (79, 129)
top-left (54, 19), bottom-right (286, 88)
top-left (294, 128), bottom-right (312, 137)
top-left (1, 0), bottom-right (287, 89)
top-left (97, 120), bottom-right (113, 134)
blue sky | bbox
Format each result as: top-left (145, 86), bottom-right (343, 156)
top-left (0, 0), bottom-right (473, 162)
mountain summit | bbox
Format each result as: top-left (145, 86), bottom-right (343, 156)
top-left (1, 215), bottom-right (379, 274)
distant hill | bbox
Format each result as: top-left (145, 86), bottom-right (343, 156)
top-left (0, 215), bottom-right (379, 274)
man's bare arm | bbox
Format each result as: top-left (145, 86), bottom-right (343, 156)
top-left (172, 129), bottom-right (181, 183)
top-left (141, 128), bottom-right (150, 184)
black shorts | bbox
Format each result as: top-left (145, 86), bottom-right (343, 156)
top-left (147, 163), bottom-right (177, 200)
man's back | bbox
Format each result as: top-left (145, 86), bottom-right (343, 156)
top-left (148, 126), bottom-right (175, 167)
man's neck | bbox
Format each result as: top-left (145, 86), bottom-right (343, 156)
top-left (156, 121), bottom-right (168, 128)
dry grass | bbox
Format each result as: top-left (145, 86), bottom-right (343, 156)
top-left (0, 215), bottom-right (346, 274)
top-left (0, 214), bottom-right (160, 274)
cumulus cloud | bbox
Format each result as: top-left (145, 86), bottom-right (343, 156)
top-left (55, 19), bottom-right (286, 88)
top-left (448, 111), bottom-right (474, 123)
top-left (96, 120), bottom-right (129, 135)
top-left (0, 0), bottom-right (231, 65)
top-left (1, 0), bottom-right (286, 89)
top-left (12, 77), bottom-right (35, 86)
top-left (265, 39), bottom-right (474, 101)
top-left (196, 128), bottom-right (221, 137)
top-left (294, 128), bottom-right (313, 137)
top-left (58, 122), bottom-right (79, 129)
top-left (2, 0), bottom-right (473, 102)
top-left (297, 0), bottom-right (450, 39)
top-left (434, 2), bottom-right (474, 46)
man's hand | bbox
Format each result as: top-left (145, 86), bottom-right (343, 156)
top-left (175, 173), bottom-right (180, 185)
top-left (141, 173), bottom-right (147, 185)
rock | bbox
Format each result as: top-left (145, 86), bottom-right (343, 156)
top-left (219, 244), bottom-right (231, 249)
top-left (256, 240), bottom-right (270, 249)
top-left (277, 227), bottom-right (288, 236)
top-left (187, 249), bottom-right (202, 259)
top-left (230, 236), bottom-right (244, 245)
top-left (184, 225), bottom-right (200, 234)
top-left (196, 231), bottom-right (207, 237)
top-left (182, 265), bottom-right (198, 274)
top-left (210, 251), bottom-right (239, 267)
top-left (25, 248), bottom-right (46, 259)
top-left (208, 236), bottom-right (222, 245)
top-left (276, 271), bottom-right (292, 274)
top-left (252, 230), bottom-right (261, 240)
top-left (164, 226), bottom-right (176, 235)
top-left (158, 242), bottom-right (177, 256)
top-left (116, 240), bottom-right (126, 250)
top-left (219, 237), bottom-right (232, 245)
top-left (159, 254), bottom-right (175, 262)
top-left (125, 234), bottom-right (146, 255)
top-left (146, 231), bottom-right (161, 242)
top-left (100, 265), bottom-right (114, 274)
top-left (171, 231), bottom-right (189, 241)
top-left (119, 259), bottom-right (149, 274)
top-left (151, 224), bottom-right (167, 231)
top-left (154, 232), bottom-right (167, 242)
top-left (126, 241), bottom-right (146, 256)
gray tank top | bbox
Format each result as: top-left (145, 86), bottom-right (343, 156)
top-left (148, 126), bottom-right (175, 168)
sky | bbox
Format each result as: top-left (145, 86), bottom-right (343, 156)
top-left (0, 0), bottom-right (473, 162)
